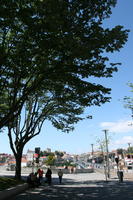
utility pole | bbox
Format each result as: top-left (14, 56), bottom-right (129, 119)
top-left (91, 143), bottom-right (94, 167)
top-left (91, 144), bottom-right (94, 156)
top-left (103, 129), bottom-right (110, 179)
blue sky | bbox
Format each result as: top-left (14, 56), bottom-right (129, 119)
top-left (0, 0), bottom-right (133, 155)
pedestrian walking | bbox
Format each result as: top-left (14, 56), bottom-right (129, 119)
top-left (45, 168), bottom-right (52, 185)
top-left (58, 169), bottom-right (63, 184)
top-left (71, 167), bottom-right (74, 173)
top-left (119, 170), bottom-right (124, 182)
top-left (117, 162), bottom-right (124, 182)
top-left (117, 170), bottom-right (124, 182)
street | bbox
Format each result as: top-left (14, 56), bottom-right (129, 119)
top-left (12, 172), bottom-right (133, 200)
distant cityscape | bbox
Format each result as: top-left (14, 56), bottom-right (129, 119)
top-left (0, 147), bottom-right (133, 171)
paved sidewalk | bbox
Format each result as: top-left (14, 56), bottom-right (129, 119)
top-left (0, 183), bottom-right (29, 200)
top-left (12, 172), bottom-right (133, 200)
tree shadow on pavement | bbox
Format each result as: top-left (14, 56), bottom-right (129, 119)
top-left (13, 177), bottom-right (133, 200)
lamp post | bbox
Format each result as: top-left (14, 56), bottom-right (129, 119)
top-left (91, 144), bottom-right (94, 156)
top-left (91, 144), bottom-right (95, 167)
top-left (103, 129), bottom-right (110, 179)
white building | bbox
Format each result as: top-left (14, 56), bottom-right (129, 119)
top-left (26, 149), bottom-right (34, 162)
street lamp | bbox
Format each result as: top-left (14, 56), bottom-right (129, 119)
top-left (103, 129), bottom-right (110, 180)
top-left (91, 144), bottom-right (94, 156)
top-left (91, 144), bottom-right (95, 167)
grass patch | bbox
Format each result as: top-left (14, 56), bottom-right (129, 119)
top-left (0, 177), bottom-right (25, 191)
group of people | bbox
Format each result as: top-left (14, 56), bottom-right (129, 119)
top-left (27, 168), bottom-right (44, 187)
top-left (27, 168), bottom-right (63, 187)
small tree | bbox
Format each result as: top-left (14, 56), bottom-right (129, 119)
top-left (127, 147), bottom-right (133, 154)
top-left (45, 155), bottom-right (55, 166)
top-left (96, 137), bottom-right (110, 156)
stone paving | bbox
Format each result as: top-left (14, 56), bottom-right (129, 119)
top-left (12, 172), bottom-right (133, 200)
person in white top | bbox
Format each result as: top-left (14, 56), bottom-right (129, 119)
top-left (58, 169), bottom-right (63, 184)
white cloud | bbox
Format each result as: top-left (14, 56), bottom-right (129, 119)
top-left (115, 136), bottom-right (133, 145)
top-left (108, 136), bottom-right (133, 150)
top-left (100, 120), bottom-right (133, 133)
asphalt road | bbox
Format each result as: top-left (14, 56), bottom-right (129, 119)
top-left (12, 172), bottom-right (133, 200)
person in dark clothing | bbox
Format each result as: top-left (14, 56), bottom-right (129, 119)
top-left (117, 170), bottom-right (124, 182)
top-left (45, 168), bottom-right (52, 185)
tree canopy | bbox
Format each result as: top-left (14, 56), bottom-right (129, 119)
top-left (0, 0), bottom-right (129, 130)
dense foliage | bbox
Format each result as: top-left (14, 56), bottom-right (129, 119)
top-left (0, 0), bottom-right (129, 130)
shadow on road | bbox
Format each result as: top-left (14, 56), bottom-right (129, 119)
top-left (13, 177), bottom-right (133, 200)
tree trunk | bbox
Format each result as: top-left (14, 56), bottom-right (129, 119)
top-left (15, 152), bottom-right (22, 180)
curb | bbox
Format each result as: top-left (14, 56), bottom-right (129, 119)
top-left (0, 183), bottom-right (29, 200)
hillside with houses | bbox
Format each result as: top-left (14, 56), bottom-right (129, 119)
top-left (0, 147), bottom-right (133, 172)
